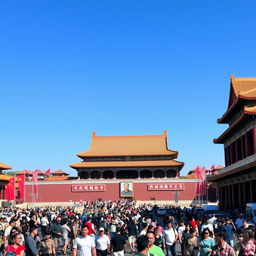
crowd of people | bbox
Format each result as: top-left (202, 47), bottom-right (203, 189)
top-left (0, 200), bottom-right (255, 256)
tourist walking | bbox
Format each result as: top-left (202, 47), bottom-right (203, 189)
top-left (199, 228), bottom-right (215, 256)
top-left (164, 221), bottom-right (178, 256)
top-left (95, 227), bottom-right (110, 256)
top-left (51, 217), bottom-right (62, 251)
top-left (25, 227), bottom-right (41, 256)
top-left (40, 232), bottom-right (56, 256)
top-left (73, 225), bottom-right (96, 256)
top-left (184, 229), bottom-right (199, 256)
top-left (127, 218), bottom-right (137, 253)
top-left (110, 228), bottom-right (126, 256)
top-left (211, 232), bottom-right (235, 256)
top-left (146, 231), bottom-right (165, 256)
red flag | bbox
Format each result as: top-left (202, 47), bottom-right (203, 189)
top-left (195, 166), bottom-right (201, 196)
top-left (17, 175), bottom-right (25, 200)
top-left (200, 167), bottom-right (206, 195)
top-left (45, 169), bottom-right (51, 175)
top-left (32, 170), bottom-right (38, 196)
top-left (196, 182), bottom-right (201, 195)
top-left (4, 184), bottom-right (10, 201)
top-left (210, 165), bottom-right (215, 171)
top-left (194, 166), bottom-right (201, 179)
top-left (8, 177), bottom-right (15, 201)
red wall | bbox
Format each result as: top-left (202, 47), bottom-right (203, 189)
top-left (25, 180), bottom-right (197, 202)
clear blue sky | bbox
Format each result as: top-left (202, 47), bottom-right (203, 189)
top-left (1, 1), bottom-right (256, 176)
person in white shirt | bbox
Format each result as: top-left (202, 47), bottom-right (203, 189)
top-left (164, 221), bottom-right (178, 256)
top-left (40, 213), bottom-right (49, 236)
top-left (201, 219), bottom-right (214, 237)
top-left (209, 214), bottom-right (218, 228)
top-left (177, 220), bottom-right (185, 243)
top-left (139, 223), bottom-right (148, 237)
top-left (95, 227), bottom-right (110, 256)
top-left (73, 224), bottom-right (96, 256)
top-left (4, 220), bottom-right (16, 246)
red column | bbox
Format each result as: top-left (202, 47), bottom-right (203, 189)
top-left (249, 181), bottom-right (253, 203)
top-left (253, 128), bottom-right (256, 154)
top-left (224, 147), bottom-right (228, 166)
top-left (241, 135), bottom-right (245, 159)
top-left (235, 140), bottom-right (239, 162)
top-left (230, 143), bottom-right (234, 164)
top-left (244, 133), bottom-right (249, 158)
top-left (231, 184), bottom-right (235, 210)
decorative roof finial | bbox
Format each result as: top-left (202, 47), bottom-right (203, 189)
top-left (92, 131), bottom-right (96, 137)
top-left (230, 74), bottom-right (235, 80)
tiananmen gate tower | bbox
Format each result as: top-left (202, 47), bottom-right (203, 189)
top-left (24, 131), bottom-right (199, 204)
top-left (70, 131), bottom-right (184, 179)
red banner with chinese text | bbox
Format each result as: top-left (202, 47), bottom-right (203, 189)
top-left (71, 184), bottom-right (106, 192)
top-left (147, 183), bottom-right (184, 191)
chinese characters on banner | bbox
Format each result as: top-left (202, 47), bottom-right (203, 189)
top-left (71, 184), bottom-right (106, 192)
top-left (147, 183), bottom-right (184, 191)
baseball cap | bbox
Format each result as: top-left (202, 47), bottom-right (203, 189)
top-left (99, 227), bottom-right (104, 232)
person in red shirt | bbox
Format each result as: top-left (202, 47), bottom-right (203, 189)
top-left (188, 216), bottom-right (198, 234)
top-left (4, 233), bottom-right (25, 256)
top-left (85, 218), bottom-right (95, 239)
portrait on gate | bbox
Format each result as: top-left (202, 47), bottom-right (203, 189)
top-left (120, 182), bottom-right (133, 197)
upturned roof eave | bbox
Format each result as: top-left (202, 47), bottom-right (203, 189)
top-left (70, 159), bottom-right (184, 170)
top-left (77, 151), bottom-right (178, 158)
top-left (217, 98), bottom-right (240, 124)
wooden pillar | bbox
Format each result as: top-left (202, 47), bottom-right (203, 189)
top-left (249, 181), bottom-right (253, 203)
top-left (238, 183), bottom-right (242, 211)
top-left (224, 147), bottom-right (227, 166)
top-left (252, 128), bottom-right (256, 154)
top-left (242, 182), bottom-right (246, 210)
top-left (253, 180), bottom-right (256, 202)
top-left (228, 185), bottom-right (232, 210)
top-left (231, 184), bottom-right (235, 210)
top-left (241, 135), bottom-right (245, 159)
top-left (229, 144), bottom-right (233, 165)
top-left (235, 140), bottom-right (239, 162)
top-left (233, 140), bottom-right (239, 163)
top-left (227, 145), bottom-right (231, 165)
top-left (244, 133), bottom-right (249, 158)
top-left (225, 186), bottom-right (229, 211)
top-left (218, 187), bottom-right (222, 210)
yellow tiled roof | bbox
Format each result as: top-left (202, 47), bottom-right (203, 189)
top-left (0, 163), bottom-right (12, 170)
top-left (0, 174), bottom-right (13, 182)
top-left (244, 105), bottom-right (256, 114)
top-left (70, 159), bottom-right (184, 170)
top-left (52, 170), bottom-right (69, 175)
top-left (44, 176), bottom-right (69, 181)
top-left (231, 75), bottom-right (256, 97)
top-left (215, 106), bottom-right (256, 143)
top-left (16, 170), bottom-right (32, 175)
top-left (218, 75), bottom-right (256, 123)
top-left (77, 131), bottom-right (178, 157)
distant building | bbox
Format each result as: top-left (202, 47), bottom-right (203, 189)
top-left (0, 162), bottom-right (12, 200)
top-left (16, 170), bottom-right (33, 181)
top-left (24, 131), bottom-right (200, 203)
top-left (51, 170), bottom-right (69, 177)
top-left (209, 75), bottom-right (256, 211)
top-left (70, 131), bottom-right (184, 179)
